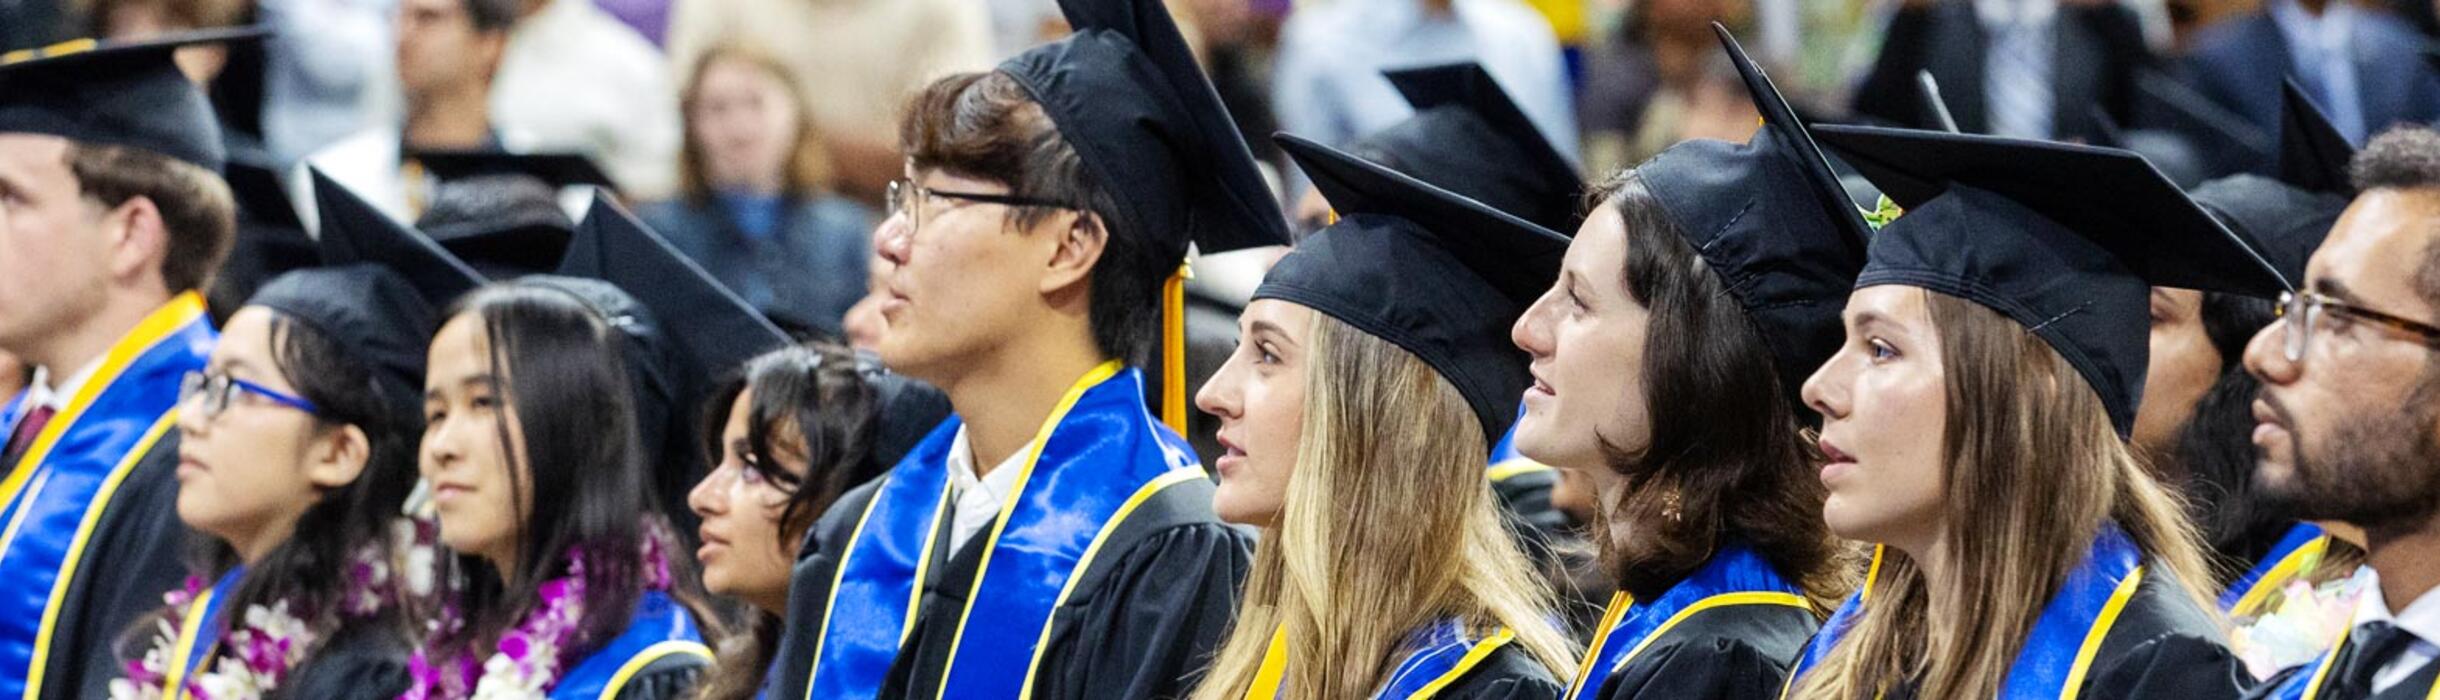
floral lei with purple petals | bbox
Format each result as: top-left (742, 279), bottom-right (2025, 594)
top-left (112, 518), bottom-right (442, 700)
top-left (400, 524), bottom-right (677, 700)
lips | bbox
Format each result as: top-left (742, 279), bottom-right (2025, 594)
top-left (430, 481), bottom-right (474, 504)
top-left (1524, 366), bottom-right (1556, 399)
top-left (1213, 431), bottom-right (1247, 476)
top-left (696, 527), bottom-right (730, 562)
top-left (1817, 437), bottom-right (1857, 484)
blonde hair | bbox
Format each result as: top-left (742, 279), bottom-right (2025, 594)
top-left (678, 41), bottom-right (834, 202)
top-left (1791, 290), bottom-right (2217, 699)
top-left (1189, 313), bottom-right (1579, 699)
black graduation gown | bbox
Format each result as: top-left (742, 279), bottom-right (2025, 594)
top-left (277, 623), bottom-right (414, 700)
top-left (605, 653), bottom-right (710, 700)
top-left (1435, 643), bottom-right (1566, 699)
top-left (1594, 599), bottom-right (1818, 699)
top-left (2243, 630), bottom-right (2440, 700)
top-left (1875, 569), bottom-right (2251, 700)
top-left (46, 432), bottom-right (193, 699)
top-left (772, 473), bottom-right (1253, 700)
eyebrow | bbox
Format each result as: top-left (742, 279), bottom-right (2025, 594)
top-left (1247, 320), bottom-right (1298, 348)
top-left (425, 374), bottom-right (499, 399)
top-left (2314, 277), bottom-right (2361, 305)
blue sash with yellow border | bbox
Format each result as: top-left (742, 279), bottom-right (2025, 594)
top-left (1242, 619), bottom-right (1522, 699)
top-left (800, 362), bottom-right (1203, 699)
top-left (155, 567), bottom-right (243, 700)
top-left (1569, 543), bottom-right (1809, 699)
top-left (2222, 523), bottom-right (2331, 616)
top-left (551, 590), bottom-right (712, 700)
top-left (0, 293), bottom-right (212, 699)
top-left (1781, 527), bottom-right (2147, 699)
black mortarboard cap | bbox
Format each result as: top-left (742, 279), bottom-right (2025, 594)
top-left (1627, 25), bottom-right (1874, 412)
top-left (209, 151), bottom-right (317, 323)
top-left (246, 266), bottom-right (438, 421)
top-left (408, 150), bottom-right (619, 192)
top-left (2189, 175), bottom-right (2347, 296)
top-left (2278, 79), bottom-right (2356, 196)
top-left (0, 27), bottom-right (265, 170)
top-left (1812, 124), bottom-right (2286, 435)
top-left (416, 175), bottom-right (576, 279)
top-left (309, 167), bottom-right (486, 307)
top-left (1263, 133), bottom-right (1568, 445)
top-left (2132, 69), bottom-right (2271, 178)
top-left (1351, 62), bottom-right (1583, 233)
top-left (558, 196), bottom-right (790, 380)
top-left (997, 0), bottom-right (1289, 259)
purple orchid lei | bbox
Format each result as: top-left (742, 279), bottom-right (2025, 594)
top-left (399, 524), bottom-right (677, 700)
top-left (112, 518), bottom-right (442, 700)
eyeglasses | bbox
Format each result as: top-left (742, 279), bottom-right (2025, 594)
top-left (2274, 290), bottom-right (2440, 362)
top-left (179, 371), bottom-right (319, 421)
top-left (885, 178), bottom-right (1075, 233)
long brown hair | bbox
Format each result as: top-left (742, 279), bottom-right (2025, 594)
top-left (1791, 290), bottom-right (2216, 699)
top-left (1188, 313), bottom-right (1578, 699)
top-left (677, 42), bottom-right (833, 203)
top-left (1596, 172), bottom-right (1853, 610)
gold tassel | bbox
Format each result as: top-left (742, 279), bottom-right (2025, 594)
top-left (1161, 260), bottom-right (1194, 433)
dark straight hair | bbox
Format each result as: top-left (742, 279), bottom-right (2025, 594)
top-left (1594, 172), bottom-right (1849, 609)
top-left (150, 309), bottom-right (432, 665)
top-left (437, 283), bottom-right (660, 653)
top-left (692, 342), bottom-right (883, 700)
top-left (2167, 291), bottom-right (2309, 585)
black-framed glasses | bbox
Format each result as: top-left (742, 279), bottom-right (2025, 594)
top-left (2274, 290), bottom-right (2440, 362)
top-left (179, 371), bottom-right (318, 420)
top-left (885, 178), bottom-right (1075, 233)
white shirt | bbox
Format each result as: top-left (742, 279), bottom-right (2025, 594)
top-left (490, 0), bottom-right (681, 199)
top-left (19, 357), bottom-right (105, 415)
top-left (1271, 0), bottom-right (1578, 166)
top-left (2268, 0), bottom-right (2365, 143)
top-left (2349, 569), bottom-right (2440, 693)
top-left (942, 427), bottom-right (1030, 557)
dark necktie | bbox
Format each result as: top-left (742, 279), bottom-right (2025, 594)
top-left (2339, 621), bottom-right (2419, 699)
top-left (1, 404), bottom-right (56, 468)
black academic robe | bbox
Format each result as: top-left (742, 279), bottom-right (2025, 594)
top-left (602, 654), bottom-right (709, 700)
top-left (1875, 569), bottom-right (2251, 700)
top-left (770, 474), bottom-right (1253, 700)
top-left (277, 624), bottom-right (414, 700)
top-left (1436, 643), bottom-right (1567, 699)
top-left (1595, 600), bottom-right (1817, 699)
top-left (47, 432), bottom-right (194, 699)
top-left (2244, 628), bottom-right (2440, 700)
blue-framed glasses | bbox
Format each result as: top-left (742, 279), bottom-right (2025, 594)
top-left (179, 371), bottom-right (318, 420)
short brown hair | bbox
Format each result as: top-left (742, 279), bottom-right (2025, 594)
top-left (66, 143), bottom-right (236, 293)
top-left (677, 43), bottom-right (834, 202)
top-left (898, 71), bottom-right (1154, 364)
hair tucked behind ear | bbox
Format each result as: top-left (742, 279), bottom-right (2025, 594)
top-left (1189, 313), bottom-right (1577, 699)
top-left (1791, 290), bottom-right (2213, 700)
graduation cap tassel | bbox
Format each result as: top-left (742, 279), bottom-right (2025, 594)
top-left (1161, 261), bottom-right (1193, 434)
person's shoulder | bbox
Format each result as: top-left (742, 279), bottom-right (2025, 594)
top-left (1437, 642), bottom-right (1565, 699)
top-left (2186, 12), bottom-right (2277, 59)
top-left (795, 196), bottom-right (878, 231)
top-left (1458, 0), bottom-right (1564, 36)
top-left (2356, 9), bottom-right (2434, 52)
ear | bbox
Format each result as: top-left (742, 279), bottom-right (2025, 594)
top-left (304, 424), bottom-right (373, 491)
top-left (103, 195), bottom-right (170, 289)
top-left (1038, 210), bottom-right (1109, 298)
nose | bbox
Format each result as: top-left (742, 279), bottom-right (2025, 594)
top-left (1801, 352), bottom-right (1848, 422)
top-left (2242, 320), bottom-right (2298, 386)
top-left (875, 212), bottom-right (914, 268)
top-left (419, 414), bottom-right (463, 480)
top-left (688, 463), bottom-right (730, 518)
top-left (1195, 354), bottom-right (1244, 421)
top-left (1512, 288), bottom-right (1557, 357)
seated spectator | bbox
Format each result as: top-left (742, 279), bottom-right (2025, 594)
top-left (2183, 0), bottom-right (2440, 158)
top-left (490, 0), bottom-right (680, 198)
top-left (640, 43), bottom-right (874, 339)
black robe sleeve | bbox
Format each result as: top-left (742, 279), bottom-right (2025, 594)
top-left (1591, 601), bottom-right (1817, 700)
top-left (48, 432), bottom-right (194, 699)
top-left (1595, 637), bottom-right (1798, 700)
top-left (1435, 644), bottom-right (1564, 700)
top-left (2074, 566), bottom-right (2252, 700)
top-left (609, 653), bottom-right (710, 700)
top-left (276, 623), bottom-right (413, 700)
top-left (1027, 515), bottom-right (1253, 700)
top-left (2085, 634), bottom-right (2253, 699)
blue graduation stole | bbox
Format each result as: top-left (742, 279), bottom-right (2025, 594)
top-left (158, 568), bottom-right (243, 700)
top-left (0, 293), bottom-right (213, 699)
top-left (1485, 408), bottom-right (1552, 485)
top-left (1567, 543), bottom-right (1809, 700)
top-left (1782, 528), bottom-right (2148, 699)
top-left (2221, 523), bottom-right (2332, 616)
top-left (1244, 619), bottom-right (1522, 699)
top-left (551, 591), bottom-right (712, 700)
top-left (799, 362), bottom-right (1205, 699)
